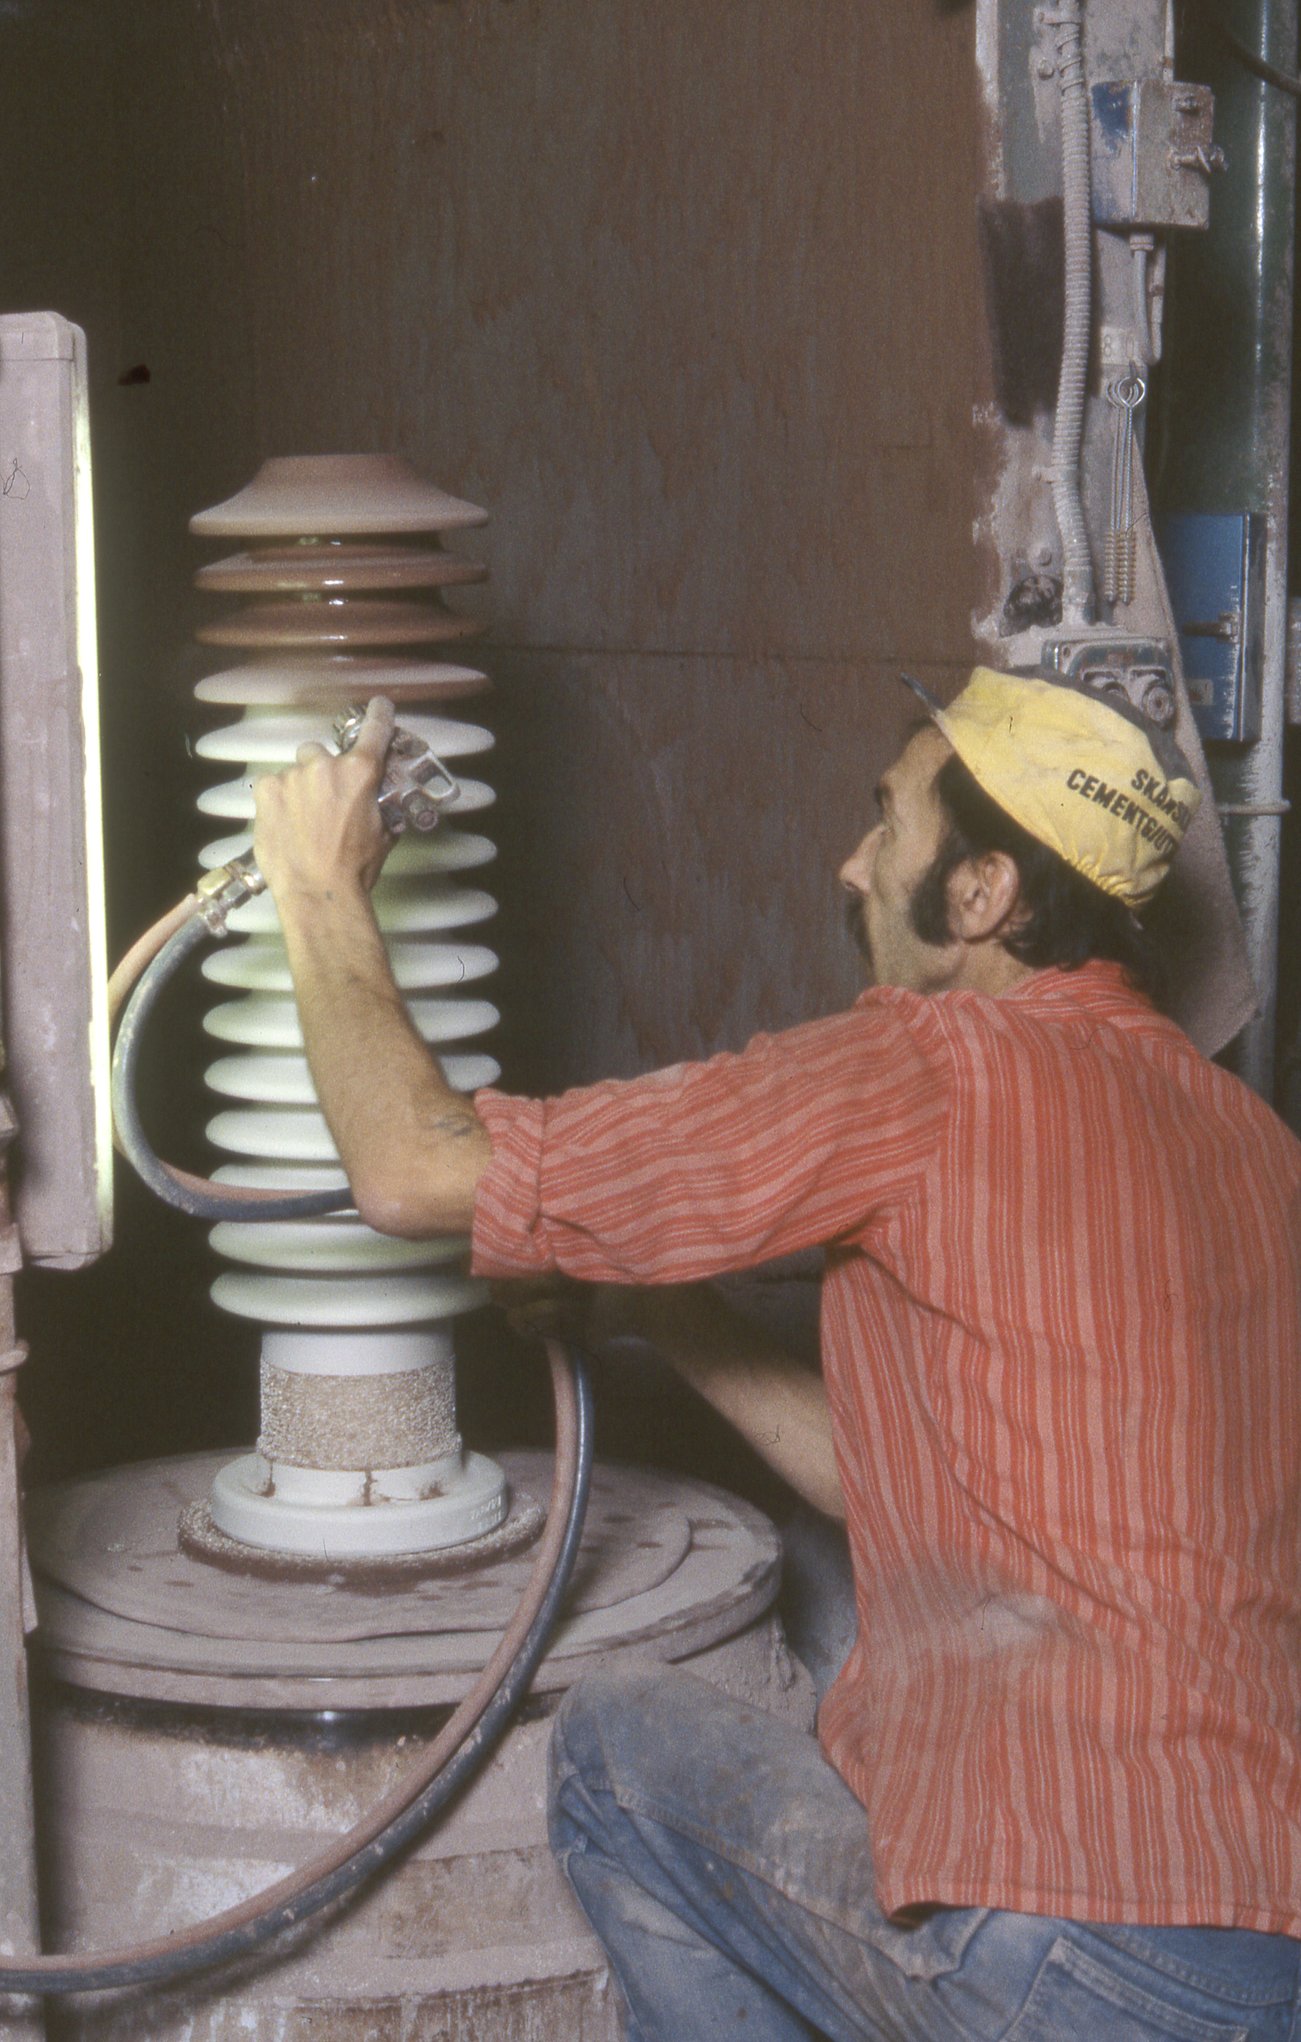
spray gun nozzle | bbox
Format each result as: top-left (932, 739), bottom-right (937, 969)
top-left (334, 700), bottom-right (462, 835)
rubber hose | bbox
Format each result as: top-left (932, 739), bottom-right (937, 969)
top-left (111, 912), bottom-right (354, 1221)
top-left (0, 1337), bottom-right (592, 1997)
top-left (107, 892), bottom-right (203, 1036)
top-left (1051, 0), bottom-right (1096, 627)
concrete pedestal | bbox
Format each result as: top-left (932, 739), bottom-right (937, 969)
top-left (27, 1452), bottom-right (814, 2039)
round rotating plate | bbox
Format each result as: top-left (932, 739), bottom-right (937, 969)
top-left (28, 1451), bottom-right (691, 1641)
top-left (27, 1453), bottom-right (781, 1710)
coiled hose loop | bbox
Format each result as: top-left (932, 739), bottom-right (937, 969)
top-left (0, 1338), bottom-right (592, 1997)
top-left (111, 907), bottom-right (354, 1221)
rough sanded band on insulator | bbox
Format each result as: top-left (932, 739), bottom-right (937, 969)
top-left (258, 1362), bottom-right (461, 1472)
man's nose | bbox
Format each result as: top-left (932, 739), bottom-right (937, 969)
top-left (839, 826), bottom-right (881, 894)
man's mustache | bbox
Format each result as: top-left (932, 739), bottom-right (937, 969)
top-left (843, 894), bottom-right (872, 963)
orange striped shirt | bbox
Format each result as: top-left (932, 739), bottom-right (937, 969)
top-left (472, 962), bottom-right (1301, 1934)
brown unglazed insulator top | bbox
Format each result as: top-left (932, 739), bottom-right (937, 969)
top-left (189, 454), bottom-right (488, 538)
top-left (195, 597), bottom-right (485, 651)
top-left (195, 543), bottom-right (488, 596)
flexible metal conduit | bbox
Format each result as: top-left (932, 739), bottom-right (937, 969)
top-left (0, 1337), bottom-right (592, 1998)
top-left (1050, 0), bottom-right (1097, 626)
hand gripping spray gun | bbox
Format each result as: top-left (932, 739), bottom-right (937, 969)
top-left (206, 701), bottom-right (462, 904)
top-left (1, 711), bottom-right (593, 2002)
top-left (109, 702), bottom-right (461, 1222)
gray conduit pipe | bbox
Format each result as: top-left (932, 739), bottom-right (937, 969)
top-left (1049, 0), bottom-right (1097, 626)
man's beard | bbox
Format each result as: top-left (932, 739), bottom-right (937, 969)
top-left (843, 872), bottom-right (948, 978)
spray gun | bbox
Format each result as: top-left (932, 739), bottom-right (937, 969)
top-left (108, 706), bottom-right (464, 1217)
top-left (192, 704), bottom-right (462, 932)
top-left (336, 701), bottom-right (462, 833)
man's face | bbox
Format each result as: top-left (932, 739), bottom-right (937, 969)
top-left (839, 724), bottom-right (958, 992)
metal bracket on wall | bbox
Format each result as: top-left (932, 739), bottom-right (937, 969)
top-left (1040, 633), bottom-right (1177, 728)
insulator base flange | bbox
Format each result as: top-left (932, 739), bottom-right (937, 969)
top-left (177, 1488), bottom-right (545, 1583)
top-left (207, 1447), bottom-right (509, 1558)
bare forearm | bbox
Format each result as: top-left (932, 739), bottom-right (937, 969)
top-left (276, 881), bottom-right (490, 1235)
top-left (249, 700), bottom-right (491, 1236)
top-left (599, 1284), bottom-right (844, 1519)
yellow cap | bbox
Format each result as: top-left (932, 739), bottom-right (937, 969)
top-left (922, 667), bottom-right (1200, 908)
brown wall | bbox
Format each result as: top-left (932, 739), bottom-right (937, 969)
top-left (110, 0), bottom-right (980, 1078)
top-left (7, 0), bottom-right (979, 1471)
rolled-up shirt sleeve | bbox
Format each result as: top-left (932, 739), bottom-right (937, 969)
top-left (471, 991), bottom-right (950, 1285)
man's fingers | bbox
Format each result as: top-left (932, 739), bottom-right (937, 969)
top-left (348, 696), bottom-right (397, 765)
top-left (296, 740), bottom-right (330, 765)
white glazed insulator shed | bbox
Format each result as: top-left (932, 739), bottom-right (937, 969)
top-left (189, 454), bottom-right (508, 1558)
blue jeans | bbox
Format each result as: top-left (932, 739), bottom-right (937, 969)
top-left (549, 1664), bottom-right (1301, 2041)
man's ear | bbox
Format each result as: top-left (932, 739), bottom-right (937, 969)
top-left (945, 850), bottom-right (1023, 943)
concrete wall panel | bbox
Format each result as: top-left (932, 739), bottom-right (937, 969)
top-left (7, 0), bottom-right (980, 1474)
top-left (108, 0), bottom-right (979, 1073)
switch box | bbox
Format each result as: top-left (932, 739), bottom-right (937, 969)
top-left (1156, 511), bottom-right (1264, 745)
top-left (1092, 80), bottom-right (1221, 230)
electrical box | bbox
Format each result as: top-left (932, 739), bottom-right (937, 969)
top-left (1039, 634), bottom-right (1176, 731)
top-left (1156, 511), bottom-right (1265, 745)
top-left (1091, 80), bottom-right (1222, 230)
top-left (0, 313), bottom-right (112, 1268)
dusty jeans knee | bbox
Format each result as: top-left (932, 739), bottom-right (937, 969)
top-left (547, 1663), bottom-right (1301, 2042)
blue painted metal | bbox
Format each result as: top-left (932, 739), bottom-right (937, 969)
top-left (1156, 511), bottom-right (1265, 743)
top-left (1152, 0), bottom-right (1296, 1097)
top-left (1092, 82), bottom-right (1141, 223)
